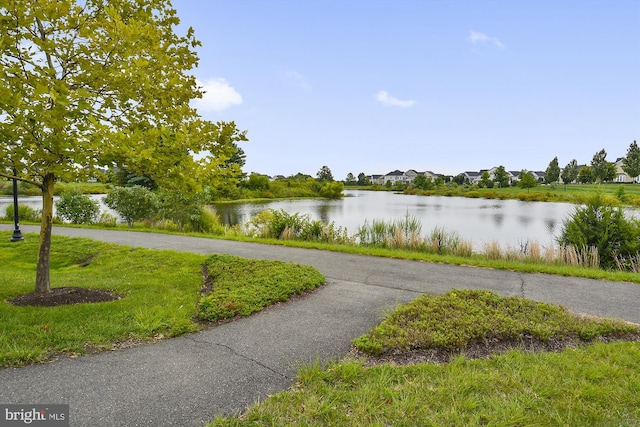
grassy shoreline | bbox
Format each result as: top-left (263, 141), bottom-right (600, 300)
top-left (402, 183), bottom-right (640, 206)
top-left (4, 220), bottom-right (640, 284)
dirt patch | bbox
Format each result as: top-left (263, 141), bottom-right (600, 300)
top-left (8, 287), bottom-right (122, 307)
top-left (348, 333), bottom-right (640, 366)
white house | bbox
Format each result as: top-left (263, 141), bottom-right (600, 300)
top-left (614, 158), bottom-right (639, 183)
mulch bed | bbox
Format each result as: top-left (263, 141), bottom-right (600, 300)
top-left (8, 287), bottom-right (122, 307)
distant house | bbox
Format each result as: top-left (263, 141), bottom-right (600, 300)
top-left (383, 170), bottom-right (407, 185)
top-left (614, 158), bottom-right (638, 183)
top-left (463, 171), bottom-right (481, 184)
top-left (531, 171), bottom-right (545, 182)
top-left (369, 174), bottom-right (385, 185)
top-left (404, 169), bottom-right (419, 182)
top-left (369, 170), bottom-right (442, 185)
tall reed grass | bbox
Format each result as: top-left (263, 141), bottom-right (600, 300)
top-left (484, 240), bottom-right (601, 269)
top-left (240, 210), bottom-right (635, 272)
top-left (354, 213), bottom-right (473, 256)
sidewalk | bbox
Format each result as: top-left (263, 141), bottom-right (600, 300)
top-left (1, 225), bottom-right (639, 426)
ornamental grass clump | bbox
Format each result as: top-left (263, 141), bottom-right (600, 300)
top-left (243, 209), bottom-right (350, 244)
top-left (356, 214), bottom-right (470, 255)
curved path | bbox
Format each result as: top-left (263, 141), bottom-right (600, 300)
top-left (1, 225), bottom-right (639, 426)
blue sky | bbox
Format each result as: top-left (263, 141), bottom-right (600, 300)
top-left (173, 0), bottom-right (640, 180)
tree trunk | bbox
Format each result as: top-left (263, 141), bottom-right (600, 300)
top-left (35, 173), bottom-right (55, 294)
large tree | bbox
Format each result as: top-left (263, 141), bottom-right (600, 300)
top-left (0, 0), bottom-right (245, 294)
top-left (316, 165), bottom-right (334, 182)
top-left (345, 172), bottom-right (356, 185)
top-left (622, 140), bottom-right (640, 182)
top-left (544, 157), bottom-right (560, 184)
top-left (479, 171), bottom-right (493, 188)
top-left (493, 165), bottom-right (510, 188)
top-left (518, 171), bottom-right (537, 193)
top-left (578, 166), bottom-right (594, 184)
top-left (357, 172), bottom-right (370, 186)
top-left (590, 149), bottom-right (609, 184)
top-left (561, 159), bottom-right (579, 188)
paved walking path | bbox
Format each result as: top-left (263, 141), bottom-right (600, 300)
top-left (1, 225), bottom-right (639, 426)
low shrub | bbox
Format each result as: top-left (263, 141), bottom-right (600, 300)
top-left (104, 186), bottom-right (159, 227)
top-left (55, 190), bottom-right (100, 224)
top-left (98, 212), bottom-right (118, 228)
top-left (558, 192), bottom-right (640, 269)
top-left (319, 181), bottom-right (344, 199)
top-left (4, 203), bottom-right (41, 222)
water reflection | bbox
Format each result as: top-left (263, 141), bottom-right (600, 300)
top-left (212, 190), bottom-right (580, 250)
top-left (0, 190), bottom-right (591, 251)
top-left (492, 213), bottom-right (504, 227)
top-left (517, 215), bottom-right (533, 227)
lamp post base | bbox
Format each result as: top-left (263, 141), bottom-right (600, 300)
top-left (10, 228), bottom-right (24, 242)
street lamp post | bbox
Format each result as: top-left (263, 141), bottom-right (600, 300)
top-left (10, 168), bottom-right (23, 242)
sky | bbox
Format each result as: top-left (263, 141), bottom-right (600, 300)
top-left (172, 0), bottom-right (640, 180)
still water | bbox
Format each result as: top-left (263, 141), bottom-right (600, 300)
top-left (214, 190), bottom-right (577, 250)
top-left (1, 190), bottom-right (578, 250)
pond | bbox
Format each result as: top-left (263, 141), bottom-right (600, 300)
top-left (0, 190), bottom-right (586, 251)
top-left (214, 190), bottom-right (577, 250)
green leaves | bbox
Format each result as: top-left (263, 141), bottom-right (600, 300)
top-left (558, 192), bottom-right (640, 269)
top-left (1, 0), bottom-right (245, 190)
top-left (622, 140), bottom-right (640, 179)
top-left (1, 0), bottom-right (249, 293)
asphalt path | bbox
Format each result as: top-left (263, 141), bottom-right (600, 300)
top-left (1, 225), bottom-right (639, 426)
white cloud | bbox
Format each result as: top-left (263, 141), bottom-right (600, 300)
top-left (284, 70), bottom-right (311, 90)
top-left (375, 90), bottom-right (416, 108)
top-left (468, 30), bottom-right (505, 49)
top-left (193, 78), bottom-right (242, 112)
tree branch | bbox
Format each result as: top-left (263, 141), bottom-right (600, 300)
top-left (0, 172), bottom-right (43, 189)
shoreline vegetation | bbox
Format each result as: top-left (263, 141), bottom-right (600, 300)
top-left (2, 182), bottom-right (640, 281)
top-left (397, 182), bottom-right (640, 207)
top-left (3, 179), bottom-right (640, 206)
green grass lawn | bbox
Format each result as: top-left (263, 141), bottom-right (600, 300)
top-left (0, 232), bottom-right (324, 367)
top-left (2, 230), bottom-right (639, 425)
top-left (209, 291), bottom-right (640, 426)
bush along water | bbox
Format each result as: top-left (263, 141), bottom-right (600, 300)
top-left (55, 190), bottom-right (100, 224)
top-left (557, 192), bottom-right (640, 270)
top-left (4, 203), bottom-right (41, 223)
